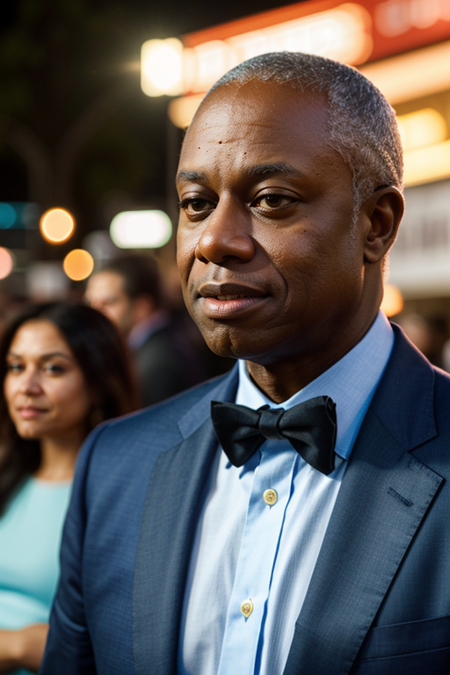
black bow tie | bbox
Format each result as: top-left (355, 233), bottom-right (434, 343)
top-left (211, 396), bottom-right (337, 475)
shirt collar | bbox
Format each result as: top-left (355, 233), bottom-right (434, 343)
top-left (236, 311), bottom-right (394, 460)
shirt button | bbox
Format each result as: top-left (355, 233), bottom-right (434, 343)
top-left (263, 488), bottom-right (278, 506)
top-left (241, 598), bottom-right (253, 618)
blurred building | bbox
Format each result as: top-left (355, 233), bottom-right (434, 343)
top-left (3, 0), bottom-right (450, 339)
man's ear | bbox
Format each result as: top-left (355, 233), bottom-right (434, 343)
top-left (361, 186), bottom-right (404, 264)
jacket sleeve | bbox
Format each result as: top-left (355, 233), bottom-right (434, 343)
top-left (39, 426), bottom-right (107, 675)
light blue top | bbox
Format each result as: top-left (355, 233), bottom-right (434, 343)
top-left (179, 311), bottom-right (395, 675)
top-left (0, 477), bottom-right (72, 675)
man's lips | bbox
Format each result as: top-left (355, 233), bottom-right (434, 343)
top-left (198, 282), bottom-right (268, 318)
top-left (199, 282), bottom-right (266, 300)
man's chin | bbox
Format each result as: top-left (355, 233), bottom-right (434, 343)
top-left (202, 333), bottom-right (271, 363)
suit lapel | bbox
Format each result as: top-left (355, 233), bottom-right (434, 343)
top-left (284, 329), bottom-right (443, 675)
top-left (133, 367), bottom-right (238, 675)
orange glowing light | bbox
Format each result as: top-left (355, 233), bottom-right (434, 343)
top-left (181, 3), bottom-right (372, 96)
top-left (381, 284), bottom-right (404, 317)
top-left (397, 108), bottom-right (448, 152)
top-left (63, 249), bottom-right (94, 281)
top-left (360, 40), bottom-right (450, 106)
top-left (40, 208), bottom-right (75, 244)
top-left (403, 139), bottom-right (450, 187)
top-left (0, 247), bottom-right (14, 280)
top-left (168, 94), bottom-right (205, 129)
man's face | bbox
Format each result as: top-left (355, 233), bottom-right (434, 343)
top-left (85, 271), bottom-right (134, 336)
top-left (176, 81), bottom-right (374, 368)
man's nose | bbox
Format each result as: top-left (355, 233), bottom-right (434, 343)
top-left (195, 199), bottom-right (255, 264)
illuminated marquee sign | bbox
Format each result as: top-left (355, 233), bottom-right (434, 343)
top-left (181, 3), bottom-right (372, 95)
top-left (141, 0), bottom-right (450, 98)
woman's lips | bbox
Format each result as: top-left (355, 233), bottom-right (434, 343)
top-left (17, 407), bottom-right (47, 419)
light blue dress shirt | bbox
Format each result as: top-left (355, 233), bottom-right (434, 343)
top-left (179, 312), bottom-right (394, 675)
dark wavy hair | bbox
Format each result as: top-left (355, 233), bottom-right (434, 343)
top-left (0, 302), bottom-right (139, 514)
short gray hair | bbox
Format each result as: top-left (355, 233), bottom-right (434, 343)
top-left (208, 52), bottom-right (403, 212)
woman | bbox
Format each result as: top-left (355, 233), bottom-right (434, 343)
top-left (0, 302), bottom-right (138, 674)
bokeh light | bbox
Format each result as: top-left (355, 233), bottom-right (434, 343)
top-left (141, 38), bottom-right (183, 96)
top-left (381, 283), bottom-right (404, 317)
top-left (0, 204), bottom-right (16, 229)
top-left (63, 249), bottom-right (94, 281)
top-left (110, 210), bottom-right (172, 248)
top-left (0, 248), bottom-right (14, 280)
top-left (403, 139), bottom-right (450, 186)
top-left (397, 108), bottom-right (448, 152)
top-left (169, 94), bottom-right (204, 129)
top-left (40, 208), bottom-right (75, 244)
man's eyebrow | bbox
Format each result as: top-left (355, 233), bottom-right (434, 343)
top-left (249, 163), bottom-right (303, 178)
top-left (176, 164), bottom-right (304, 184)
top-left (176, 170), bottom-right (207, 184)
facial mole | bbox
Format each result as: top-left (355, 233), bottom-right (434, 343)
top-left (218, 141), bottom-right (222, 144)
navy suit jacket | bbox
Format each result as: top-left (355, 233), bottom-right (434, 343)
top-left (40, 327), bottom-right (450, 675)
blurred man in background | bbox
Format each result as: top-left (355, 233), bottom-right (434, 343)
top-left (85, 254), bottom-right (204, 406)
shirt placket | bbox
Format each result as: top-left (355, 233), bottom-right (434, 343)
top-left (217, 442), bottom-right (297, 675)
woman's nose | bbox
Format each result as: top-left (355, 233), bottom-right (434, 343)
top-left (18, 369), bottom-right (42, 395)
top-left (195, 200), bottom-right (255, 264)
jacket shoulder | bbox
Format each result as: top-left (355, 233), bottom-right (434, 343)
top-left (85, 370), bottom-right (233, 457)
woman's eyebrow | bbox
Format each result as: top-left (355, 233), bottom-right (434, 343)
top-left (6, 351), bottom-right (74, 361)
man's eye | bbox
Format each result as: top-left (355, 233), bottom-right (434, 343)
top-left (179, 198), bottom-right (215, 215)
top-left (252, 194), bottom-right (294, 209)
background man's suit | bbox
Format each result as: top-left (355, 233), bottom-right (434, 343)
top-left (132, 320), bottom-right (204, 407)
top-left (41, 327), bottom-right (450, 675)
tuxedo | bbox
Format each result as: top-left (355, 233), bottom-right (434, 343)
top-left (40, 326), bottom-right (450, 675)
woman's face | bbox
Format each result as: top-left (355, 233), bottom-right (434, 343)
top-left (4, 319), bottom-right (93, 445)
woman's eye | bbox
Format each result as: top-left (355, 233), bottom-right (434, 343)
top-left (179, 198), bottom-right (215, 215)
top-left (6, 362), bottom-right (23, 373)
top-left (253, 194), bottom-right (294, 209)
top-left (44, 364), bottom-right (65, 375)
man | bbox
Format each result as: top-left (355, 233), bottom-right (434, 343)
top-left (41, 53), bottom-right (450, 674)
top-left (85, 255), bottom-right (204, 406)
